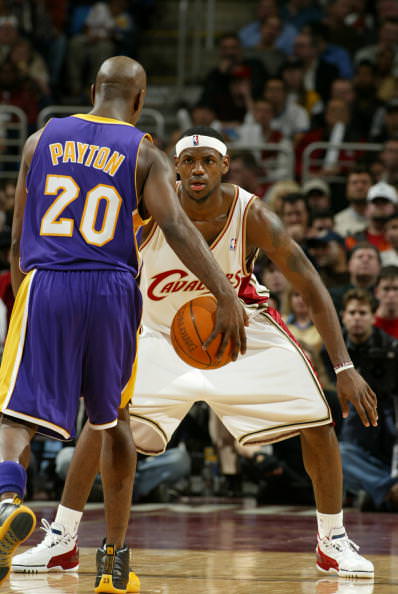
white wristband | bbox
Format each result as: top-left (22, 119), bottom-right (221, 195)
top-left (334, 362), bottom-right (354, 375)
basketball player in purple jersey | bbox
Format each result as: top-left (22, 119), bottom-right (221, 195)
top-left (0, 58), bottom-right (246, 592)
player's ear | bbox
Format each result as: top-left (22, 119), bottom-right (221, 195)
top-left (134, 89), bottom-right (145, 114)
top-left (90, 83), bottom-right (95, 105)
top-left (221, 154), bottom-right (230, 175)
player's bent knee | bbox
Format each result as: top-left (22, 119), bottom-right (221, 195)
top-left (300, 423), bottom-right (336, 442)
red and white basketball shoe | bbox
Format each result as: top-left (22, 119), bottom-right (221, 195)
top-left (11, 519), bottom-right (79, 573)
top-left (316, 528), bottom-right (374, 579)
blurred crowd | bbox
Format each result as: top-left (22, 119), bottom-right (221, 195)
top-left (0, 0), bottom-right (397, 512)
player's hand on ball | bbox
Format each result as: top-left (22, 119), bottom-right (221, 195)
top-left (204, 294), bottom-right (248, 361)
top-left (336, 368), bottom-right (378, 428)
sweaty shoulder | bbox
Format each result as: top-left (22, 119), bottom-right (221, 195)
top-left (221, 182), bottom-right (241, 206)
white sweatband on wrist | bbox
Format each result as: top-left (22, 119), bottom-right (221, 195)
top-left (175, 135), bottom-right (227, 157)
top-left (334, 362), bottom-right (354, 375)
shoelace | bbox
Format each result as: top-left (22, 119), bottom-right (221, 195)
top-left (25, 519), bottom-right (65, 553)
top-left (328, 535), bottom-right (360, 555)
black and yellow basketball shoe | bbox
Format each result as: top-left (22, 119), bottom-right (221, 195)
top-left (95, 543), bottom-right (139, 593)
top-left (0, 496), bottom-right (36, 584)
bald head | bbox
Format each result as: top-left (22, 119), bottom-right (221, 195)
top-left (91, 56), bottom-right (147, 123)
top-left (94, 56), bottom-right (147, 101)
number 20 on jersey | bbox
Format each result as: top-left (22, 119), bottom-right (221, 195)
top-left (40, 174), bottom-right (122, 247)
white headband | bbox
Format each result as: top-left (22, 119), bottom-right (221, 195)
top-left (175, 134), bottom-right (227, 157)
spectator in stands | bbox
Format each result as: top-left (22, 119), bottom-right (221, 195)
top-left (199, 32), bottom-right (266, 124)
top-left (280, 192), bottom-right (309, 243)
top-left (345, 181), bottom-right (397, 253)
top-left (2, 178), bottom-right (14, 229)
top-left (334, 167), bottom-right (373, 237)
top-left (280, 58), bottom-right (322, 116)
top-left (307, 209), bottom-right (335, 235)
top-left (370, 157), bottom-right (387, 183)
top-left (355, 19), bottom-right (398, 76)
top-left (286, 288), bottom-right (335, 391)
top-left (292, 30), bottom-right (339, 104)
top-left (226, 152), bottom-right (268, 198)
top-left (56, 442), bottom-right (191, 503)
top-left (374, 265), bottom-right (398, 338)
top-left (9, 38), bottom-right (51, 98)
top-left (261, 77), bottom-right (310, 142)
top-left (17, 0), bottom-right (68, 96)
top-left (256, 257), bottom-right (290, 315)
top-left (0, 59), bottom-right (42, 131)
top-left (344, 0), bottom-right (375, 42)
top-left (305, 230), bottom-right (349, 290)
top-left (375, 46), bottom-right (398, 102)
top-left (264, 179), bottom-right (300, 215)
top-left (236, 98), bottom-right (293, 183)
top-left (302, 178), bottom-right (331, 212)
top-left (322, 0), bottom-right (364, 55)
top-left (246, 16), bottom-right (287, 77)
top-left (238, 0), bottom-right (298, 55)
top-left (329, 242), bottom-right (382, 314)
top-left (339, 288), bottom-right (398, 511)
top-left (372, 101), bottom-right (398, 143)
top-left (279, 0), bottom-right (323, 30)
top-left (306, 21), bottom-right (353, 80)
top-left (0, 14), bottom-right (20, 65)
top-left (380, 139), bottom-right (398, 189)
top-left (330, 77), bottom-right (373, 138)
top-left (67, 0), bottom-right (134, 100)
top-left (295, 98), bottom-right (362, 182)
top-left (382, 213), bottom-right (398, 266)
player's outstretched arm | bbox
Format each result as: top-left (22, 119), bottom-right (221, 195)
top-left (246, 200), bottom-right (377, 427)
top-left (138, 141), bottom-right (247, 359)
top-left (11, 130), bottom-right (43, 295)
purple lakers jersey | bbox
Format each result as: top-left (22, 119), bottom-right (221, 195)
top-left (21, 114), bottom-right (150, 274)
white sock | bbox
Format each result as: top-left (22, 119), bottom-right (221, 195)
top-left (316, 510), bottom-right (344, 539)
top-left (54, 504), bottom-right (82, 536)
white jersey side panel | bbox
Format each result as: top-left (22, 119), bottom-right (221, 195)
top-left (140, 185), bottom-right (267, 333)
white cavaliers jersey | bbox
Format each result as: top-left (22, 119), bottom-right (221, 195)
top-left (140, 184), bottom-right (269, 333)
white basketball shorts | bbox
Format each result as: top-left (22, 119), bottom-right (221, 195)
top-left (130, 307), bottom-right (332, 454)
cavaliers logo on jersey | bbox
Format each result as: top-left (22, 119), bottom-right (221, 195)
top-left (147, 268), bottom-right (243, 301)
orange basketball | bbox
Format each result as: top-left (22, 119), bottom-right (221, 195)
top-left (170, 295), bottom-right (234, 369)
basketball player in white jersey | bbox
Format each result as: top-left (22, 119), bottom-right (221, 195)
top-left (13, 127), bottom-right (377, 581)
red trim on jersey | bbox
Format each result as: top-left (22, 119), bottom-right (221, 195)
top-left (238, 275), bottom-right (268, 304)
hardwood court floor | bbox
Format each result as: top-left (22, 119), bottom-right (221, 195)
top-left (3, 502), bottom-right (398, 593)
top-left (6, 550), bottom-right (397, 593)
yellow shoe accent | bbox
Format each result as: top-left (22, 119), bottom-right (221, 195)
top-left (127, 571), bottom-right (140, 592)
top-left (0, 503), bottom-right (36, 585)
top-left (94, 574), bottom-right (127, 593)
